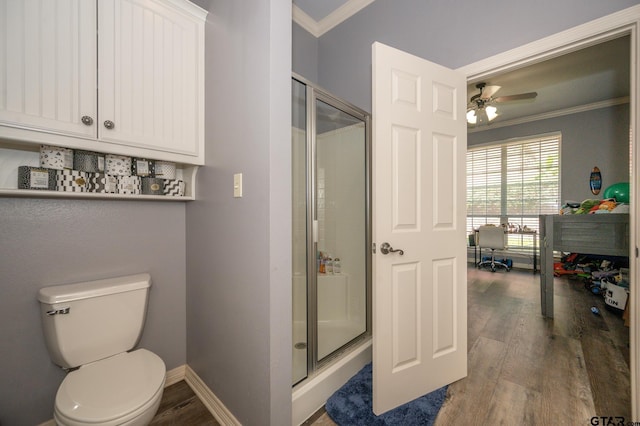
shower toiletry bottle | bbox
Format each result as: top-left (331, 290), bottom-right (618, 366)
top-left (326, 256), bottom-right (333, 274)
top-left (333, 258), bottom-right (341, 274)
top-left (319, 251), bottom-right (326, 274)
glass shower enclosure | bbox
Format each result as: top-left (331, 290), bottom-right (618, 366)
top-left (292, 76), bottom-right (371, 386)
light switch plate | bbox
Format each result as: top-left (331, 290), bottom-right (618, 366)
top-left (233, 173), bottom-right (243, 197)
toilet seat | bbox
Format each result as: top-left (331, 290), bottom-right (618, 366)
top-left (55, 349), bottom-right (166, 426)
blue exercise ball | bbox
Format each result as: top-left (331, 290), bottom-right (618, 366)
top-left (603, 182), bottom-right (630, 203)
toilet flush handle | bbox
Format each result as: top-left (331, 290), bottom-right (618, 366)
top-left (46, 307), bottom-right (70, 316)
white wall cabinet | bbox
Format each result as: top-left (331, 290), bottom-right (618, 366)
top-left (0, 0), bottom-right (206, 167)
top-left (0, 0), bottom-right (97, 139)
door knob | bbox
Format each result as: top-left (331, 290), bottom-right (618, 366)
top-left (380, 242), bottom-right (404, 255)
top-left (81, 115), bottom-right (93, 126)
top-left (104, 120), bottom-right (115, 129)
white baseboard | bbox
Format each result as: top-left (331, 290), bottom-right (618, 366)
top-left (165, 364), bottom-right (186, 387)
top-left (184, 365), bottom-right (241, 426)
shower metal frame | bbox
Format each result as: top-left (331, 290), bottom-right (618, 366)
top-left (292, 73), bottom-right (372, 383)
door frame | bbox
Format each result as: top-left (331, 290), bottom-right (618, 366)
top-left (456, 5), bottom-right (640, 418)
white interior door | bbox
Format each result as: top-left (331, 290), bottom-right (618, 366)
top-left (372, 41), bottom-right (467, 415)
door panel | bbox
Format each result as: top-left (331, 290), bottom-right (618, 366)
top-left (98, 0), bottom-right (201, 156)
top-left (372, 41), bottom-right (467, 415)
top-left (0, 0), bottom-right (96, 137)
top-left (392, 126), bottom-right (419, 229)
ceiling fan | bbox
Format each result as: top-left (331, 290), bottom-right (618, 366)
top-left (466, 83), bottom-right (537, 124)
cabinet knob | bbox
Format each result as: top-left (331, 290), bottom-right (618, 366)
top-left (81, 116), bottom-right (93, 126)
top-left (104, 120), bottom-right (115, 130)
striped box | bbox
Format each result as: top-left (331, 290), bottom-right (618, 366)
top-left (56, 170), bottom-right (87, 192)
top-left (117, 176), bottom-right (141, 195)
top-left (163, 179), bottom-right (185, 197)
top-left (87, 173), bottom-right (118, 194)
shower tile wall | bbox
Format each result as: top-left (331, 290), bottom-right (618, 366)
top-left (316, 124), bottom-right (366, 326)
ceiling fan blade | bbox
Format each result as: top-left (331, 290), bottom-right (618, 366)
top-left (480, 85), bottom-right (501, 99)
top-left (493, 92), bottom-right (537, 102)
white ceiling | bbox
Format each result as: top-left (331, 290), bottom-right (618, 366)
top-left (293, 2), bottom-right (631, 131)
top-left (466, 35), bottom-right (630, 131)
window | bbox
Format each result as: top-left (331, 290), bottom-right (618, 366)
top-left (467, 133), bottom-right (560, 252)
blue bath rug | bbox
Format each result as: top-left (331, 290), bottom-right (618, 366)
top-left (325, 363), bottom-right (447, 426)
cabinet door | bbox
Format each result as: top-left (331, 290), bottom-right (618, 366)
top-left (0, 0), bottom-right (97, 138)
top-left (98, 0), bottom-right (204, 159)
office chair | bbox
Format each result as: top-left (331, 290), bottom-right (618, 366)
top-left (477, 225), bottom-right (510, 272)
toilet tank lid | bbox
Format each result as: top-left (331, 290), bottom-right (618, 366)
top-left (38, 273), bottom-right (151, 304)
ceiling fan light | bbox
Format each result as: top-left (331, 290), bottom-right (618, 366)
top-left (486, 105), bottom-right (498, 121)
top-left (466, 110), bottom-right (477, 124)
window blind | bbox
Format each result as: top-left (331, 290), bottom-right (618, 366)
top-left (467, 133), bottom-right (560, 252)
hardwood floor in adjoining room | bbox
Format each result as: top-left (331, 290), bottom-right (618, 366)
top-left (437, 266), bottom-right (630, 425)
top-left (309, 265), bottom-right (631, 425)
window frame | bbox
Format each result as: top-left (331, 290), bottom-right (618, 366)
top-left (467, 132), bottom-right (561, 254)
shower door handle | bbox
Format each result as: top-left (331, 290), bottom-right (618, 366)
top-left (380, 242), bottom-right (404, 255)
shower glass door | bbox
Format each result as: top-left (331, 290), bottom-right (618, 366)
top-left (292, 77), bottom-right (370, 386)
top-left (314, 97), bottom-right (368, 361)
top-left (292, 79), bottom-right (308, 385)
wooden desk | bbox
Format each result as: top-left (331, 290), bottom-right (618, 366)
top-left (539, 214), bottom-right (629, 318)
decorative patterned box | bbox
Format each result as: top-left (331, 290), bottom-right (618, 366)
top-left (74, 150), bottom-right (105, 173)
top-left (18, 166), bottom-right (56, 190)
top-left (163, 179), bottom-right (185, 197)
top-left (117, 176), bottom-right (141, 195)
top-left (154, 161), bottom-right (176, 179)
top-left (105, 154), bottom-right (132, 176)
top-left (40, 145), bottom-right (73, 170)
top-left (87, 173), bottom-right (118, 194)
top-left (131, 158), bottom-right (155, 177)
top-left (56, 170), bottom-right (87, 192)
top-left (141, 177), bottom-right (165, 195)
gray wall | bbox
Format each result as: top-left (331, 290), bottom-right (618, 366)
top-left (0, 199), bottom-right (186, 425)
top-left (314, 0), bottom-right (640, 113)
top-left (469, 104), bottom-right (631, 203)
top-left (185, 0), bottom-right (291, 425)
top-left (2, 2), bottom-right (636, 425)
top-left (293, 21), bottom-right (318, 83)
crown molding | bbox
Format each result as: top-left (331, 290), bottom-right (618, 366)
top-left (293, 0), bottom-right (375, 38)
top-left (293, 4), bottom-right (321, 37)
top-left (318, 0), bottom-right (374, 36)
top-left (468, 97), bottom-right (630, 133)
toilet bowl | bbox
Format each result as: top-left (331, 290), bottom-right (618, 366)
top-left (54, 350), bottom-right (166, 426)
top-left (38, 274), bottom-right (165, 426)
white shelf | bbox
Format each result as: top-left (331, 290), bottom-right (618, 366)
top-left (0, 188), bottom-right (194, 201)
top-left (0, 144), bottom-right (198, 201)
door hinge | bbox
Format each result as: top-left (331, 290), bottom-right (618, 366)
top-left (372, 242), bottom-right (376, 254)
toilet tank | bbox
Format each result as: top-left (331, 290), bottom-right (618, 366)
top-left (38, 273), bottom-right (152, 369)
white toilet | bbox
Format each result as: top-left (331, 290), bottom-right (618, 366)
top-left (38, 273), bottom-right (166, 426)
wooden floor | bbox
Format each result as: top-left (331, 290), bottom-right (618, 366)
top-left (310, 266), bottom-right (631, 425)
top-left (150, 381), bottom-right (219, 425)
top-left (154, 266), bottom-right (631, 425)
